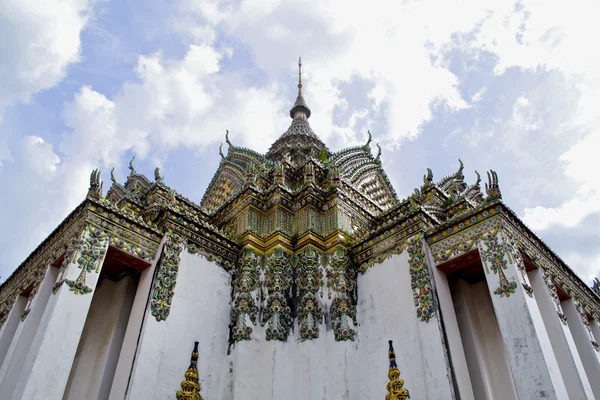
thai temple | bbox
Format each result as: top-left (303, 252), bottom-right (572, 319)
top-left (1, 59), bottom-right (600, 400)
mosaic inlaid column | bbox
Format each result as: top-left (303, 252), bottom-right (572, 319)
top-left (262, 248), bottom-right (293, 341)
top-left (477, 226), bottom-right (568, 399)
top-left (230, 247), bottom-right (261, 341)
top-left (296, 246), bottom-right (324, 341)
top-left (326, 246), bottom-right (357, 341)
top-left (4, 224), bottom-right (110, 400)
top-left (150, 232), bottom-right (185, 321)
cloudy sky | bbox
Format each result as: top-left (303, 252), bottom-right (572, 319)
top-left (1, 0), bottom-right (598, 284)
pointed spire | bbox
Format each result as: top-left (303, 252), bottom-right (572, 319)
top-left (386, 340), bottom-right (410, 400)
top-left (290, 57), bottom-right (311, 119)
top-left (298, 56), bottom-right (303, 96)
top-left (176, 341), bottom-right (203, 400)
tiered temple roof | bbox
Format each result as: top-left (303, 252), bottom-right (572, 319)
top-left (1, 59), bottom-right (599, 332)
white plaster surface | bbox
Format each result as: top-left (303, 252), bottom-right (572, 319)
top-left (227, 250), bottom-right (454, 399)
top-left (451, 279), bottom-right (517, 400)
top-left (429, 248), bottom-right (475, 400)
top-left (355, 251), bottom-right (454, 400)
top-left (126, 250), bottom-right (232, 400)
top-left (124, 249), bottom-right (455, 399)
top-left (109, 237), bottom-right (165, 400)
top-left (9, 244), bottom-right (108, 400)
top-left (528, 268), bottom-right (593, 399)
top-left (480, 235), bottom-right (568, 399)
top-left (63, 276), bottom-right (137, 400)
top-left (0, 294), bottom-right (27, 368)
top-left (563, 299), bottom-right (600, 398)
top-left (0, 264), bottom-right (60, 399)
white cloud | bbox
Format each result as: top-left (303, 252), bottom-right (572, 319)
top-left (523, 132), bottom-right (600, 230)
top-left (0, 0), bottom-right (93, 119)
top-left (2, 0), bottom-right (600, 281)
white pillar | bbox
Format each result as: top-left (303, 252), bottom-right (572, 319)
top-left (107, 240), bottom-right (164, 400)
top-left (562, 299), bottom-right (600, 398)
top-left (428, 250), bottom-right (475, 400)
top-left (0, 294), bottom-right (27, 367)
top-left (590, 319), bottom-right (600, 347)
top-left (451, 279), bottom-right (517, 399)
top-left (528, 268), bottom-right (593, 399)
top-left (5, 225), bottom-right (110, 400)
top-left (63, 276), bottom-right (137, 400)
top-left (478, 229), bottom-right (568, 398)
top-left (0, 263), bottom-right (58, 396)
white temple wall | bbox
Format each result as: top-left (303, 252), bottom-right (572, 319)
top-left (0, 294), bottom-right (27, 368)
top-left (356, 251), bottom-right (454, 399)
top-left (562, 298), bottom-right (600, 398)
top-left (528, 268), bottom-right (593, 399)
top-left (63, 276), bottom-right (137, 400)
top-left (429, 251), bottom-right (475, 400)
top-left (451, 278), bottom-right (517, 400)
top-left (125, 250), bottom-right (232, 400)
top-left (227, 249), bottom-right (454, 400)
top-left (228, 323), bottom-right (360, 400)
top-left (0, 263), bottom-right (59, 399)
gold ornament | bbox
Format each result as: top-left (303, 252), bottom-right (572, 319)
top-left (176, 341), bottom-right (203, 400)
top-left (386, 340), bottom-right (409, 400)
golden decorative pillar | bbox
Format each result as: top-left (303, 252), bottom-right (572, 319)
top-left (176, 341), bottom-right (204, 400)
top-left (386, 340), bottom-right (410, 400)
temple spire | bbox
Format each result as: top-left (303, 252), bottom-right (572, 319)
top-left (290, 57), bottom-right (311, 119)
top-left (298, 57), bottom-right (303, 96)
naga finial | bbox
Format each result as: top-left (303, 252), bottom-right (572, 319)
top-left (366, 130), bottom-right (372, 147)
top-left (225, 130), bottom-right (232, 146)
top-left (110, 167), bottom-right (116, 184)
top-left (154, 167), bottom-right (163, 182)
top-left (375, 143), bottom-right (382, 161)
top-left (457, 159), bottom-right (464, 177)
top-left (386, 340), bottom-right (410, 400)
top-left (474, 170), bottom-right (481, 186)
top-left (87, 169), bottom-right (102, 200)
top-left (423, 168), bottom-right (433, 184)
top-left (219, 143), bottom-right (225, 159)
top-left (485, 170), bottom-right (501, 201)
top-left (128, 156), bottom-right (136, 176)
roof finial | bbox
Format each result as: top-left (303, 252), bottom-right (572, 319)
top-left (298, 57), bottom-right (303, 96)
top-left (289, 58), bottom-right (311, 119)
top-left (129, 156), bottom-right (136, 176)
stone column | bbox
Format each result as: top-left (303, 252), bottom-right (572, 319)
top-left (562, 298), bottom-right (600, 398)
top-left (0, 295), bottom-right (27, 368)
top-left (5, 224), bottom-right (110, 400)
top-left (528, 267), bottom-right (594, 399)
top-left (0, 261), bottom-right (58, 392)
top-left (477, 227), bottom-right (568, 398)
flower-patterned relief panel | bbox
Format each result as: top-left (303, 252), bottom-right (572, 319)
top-left (151, 232), bottom-right (185, 321)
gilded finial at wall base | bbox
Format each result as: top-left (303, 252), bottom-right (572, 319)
top-left (176, 341), bottom-right (204, 400)
top-left (386, 340), bottom-right (410, 400)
